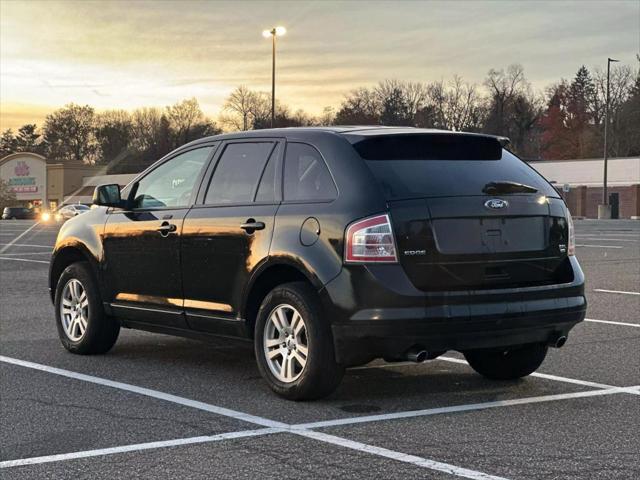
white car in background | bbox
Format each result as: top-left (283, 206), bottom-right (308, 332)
top-left (54, 204), bottom-right (91, 222)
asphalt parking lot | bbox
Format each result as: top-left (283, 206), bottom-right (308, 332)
top-left (0, 218), bottom-right (638, 479)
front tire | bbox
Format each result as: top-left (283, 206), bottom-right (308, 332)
top-left (54, 262), bottom-right (119, 354)
top-left (254, 282), bottom-right (344, 400)
top-left (463, 343), bottom-right (548, 380)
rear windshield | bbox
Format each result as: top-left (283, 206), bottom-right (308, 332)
top-left (347, 134), bottom-right (558, 199)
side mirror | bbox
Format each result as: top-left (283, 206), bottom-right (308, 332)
top-left (93, 184), bottom-right (123, 207)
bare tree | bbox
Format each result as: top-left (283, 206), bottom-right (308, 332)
top-left (249, 92), bottom-right (274, 129)
top-left (166, 98), bottom-right (206, 146)
top-left (593, 64), bottom-right (634, 157)
top-left (334, 87), bottom-right (381, 125)
top-left (222, 86), bottom-right (255, 131)
top-left (316, 106), bottom-right (335, 126)
top-left (484, 64), bottom-right (527, 134)
top-left (131, 107), bottom-right (164, 153)
top-left (427, 76), bottom-right (484, 131)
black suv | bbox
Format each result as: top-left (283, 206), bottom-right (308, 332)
top-left (49, 127), bottom-right (585, 400)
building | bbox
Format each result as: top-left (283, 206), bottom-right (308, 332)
top-left (529, 157), bottom-right (640, 219)
top-left (0, 152), bottom-right (127, 210)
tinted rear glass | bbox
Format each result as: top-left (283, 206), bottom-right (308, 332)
top-left (348, 134), bottom-right (558, 199)
top-left (351, 133), bottom-right (502, 161)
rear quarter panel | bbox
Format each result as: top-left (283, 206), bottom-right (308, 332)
top-left (268, 132), bottom-right (389, 288)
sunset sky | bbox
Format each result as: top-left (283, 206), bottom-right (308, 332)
top-left (1, 0), bottom-right (638, 131)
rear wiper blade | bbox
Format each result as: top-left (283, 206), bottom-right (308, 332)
top-left (482, 181), bottom-right (538, 194)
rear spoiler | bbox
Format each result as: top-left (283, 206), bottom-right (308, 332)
top-left (497, 136), bottom-right (511, 148)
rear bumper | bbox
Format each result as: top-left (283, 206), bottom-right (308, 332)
top-left (321, 256), bottom-right (586, 366)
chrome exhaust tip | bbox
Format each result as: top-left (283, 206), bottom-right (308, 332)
top-left (406, 347), bottom-right (428, 363)
top-left (550, 335), bottom-right (567, 348)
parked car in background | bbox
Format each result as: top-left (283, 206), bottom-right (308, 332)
top-left (55, 204), bottom-right (91, 222)
top-left (48, 127), bottom-right (586, 400)
top-left (2, 207), bottom-right (37, 220)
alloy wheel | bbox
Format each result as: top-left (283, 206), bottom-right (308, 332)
top-left (60, 278), bottom-right (89, 341)
top-left (263, 304), bottom-right (309, 383)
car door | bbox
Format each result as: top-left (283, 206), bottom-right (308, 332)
top-left (103, 144), bottom-right (216, 327)
top-left (181, 139), bottom-right (282, 335)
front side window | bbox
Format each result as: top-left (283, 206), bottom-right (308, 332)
top-left (283, 143), bottom-right (337, 202)
top-left (205, 142), bottom-right (275, 205)
top-left (133, 147), bottom-right (213, 209)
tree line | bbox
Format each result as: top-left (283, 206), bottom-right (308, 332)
top-left (1, 63), bottom-right (638, 173)
top-left (0, 99), bottom-right (221, 174)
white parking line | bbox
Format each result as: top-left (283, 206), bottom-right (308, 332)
top-left (0, 355), bottom-right (514, 478)
top-left (436, 356), bottom-right (638, 391)
top-left (576, 244), bottom-right (623, 249)
top-left (294, 387), bottom-right (628, 430)
top-left (577, 238), bottom-right (639, 242)
top-left (296, 429), bottom-right (508, 480)
top-left (0, 428), bottom-right (281, 468)
top-left (0, 355), bottom-right (286, 429)
top-left (0, 243), bottom-right (51, 248)
top-left (593, 289), bottom-right (640, 296)
top-left (1, 252), bottom-right (50, 256)
top-left (585, 318), bottom-right (640, 328)
top-left (0, 222), bottom-right (41, 254)
top-left (576, 233), bottom-right (639, 237)
top-left (0, 257), bottom-right (49, 264)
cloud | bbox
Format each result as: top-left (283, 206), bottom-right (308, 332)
top-left (1, 0), bottom-right (638, 129)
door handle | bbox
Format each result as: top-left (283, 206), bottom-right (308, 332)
top-left (240, 219), bottom-right (265, 233)
top-left (157, 221), bottom-right (177, 237)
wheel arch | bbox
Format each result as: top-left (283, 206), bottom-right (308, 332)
top-left (241, 259), bottom-right (323, 338)
top-left (49, 245), bottom-right (99, 303)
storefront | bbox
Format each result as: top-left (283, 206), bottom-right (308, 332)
top-left (0, 152), bottom-right (48, 209)
top-left (1, 152), bottom-right (101, 210)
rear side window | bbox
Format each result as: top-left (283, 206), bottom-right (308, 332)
top-left (348, 134), bottom-right (558, 199)
top-left (283, 143), bottom-right (337, 202)
top-left (205, 142), bottom-right (275, 205)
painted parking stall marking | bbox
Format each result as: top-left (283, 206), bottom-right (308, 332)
top-left (0, 429), bottom-right (282, 468)
top-left (0, 355), bottom-right (510, 479)
top-left (3, 354), bottom-right (638, 476)
top-left (593, 289), bottom-right (640, 296)
top-left (585, 317), bottom-right (640, 328)
top-left (0, 256), bottom-right (49, 264)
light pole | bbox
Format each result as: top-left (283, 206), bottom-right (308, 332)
top-left (262, 26), bottom-right (286, 128)
top-left (600, 57), bottom-right (619, 218)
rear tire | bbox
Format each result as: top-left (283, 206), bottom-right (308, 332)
top-left (254, 282), bottom-right (344, 400)
top-left (463, 343), bottom-right (548, 380)
top-left (54, 262), bottom-right (119, 354)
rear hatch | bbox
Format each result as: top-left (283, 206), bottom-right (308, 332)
top-left (346, 132), bottom-right (573, 291)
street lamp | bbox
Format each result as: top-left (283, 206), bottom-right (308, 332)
top-left (600, 57), bottom-right (619, 219)
top-left (262, 26), bottom-right (286, 128)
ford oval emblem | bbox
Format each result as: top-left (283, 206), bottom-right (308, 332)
top-left (484, 199), bottom-right (509, 210)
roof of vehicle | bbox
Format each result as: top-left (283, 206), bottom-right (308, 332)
top-left (183, 126), bottom-right (507, 146)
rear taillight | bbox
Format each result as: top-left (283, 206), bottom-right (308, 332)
top-left (567, 210), bottom-right (575, 256)
top-left (345, 214), bottom-right (398, 263)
